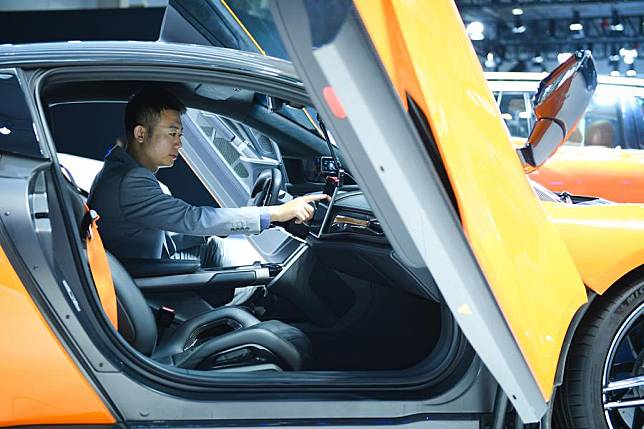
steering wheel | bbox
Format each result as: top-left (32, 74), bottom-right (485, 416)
top-left (248, 167), bottom-right (282, 206)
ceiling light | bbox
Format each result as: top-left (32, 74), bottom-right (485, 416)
top-left (466, 21), bottom-right (485, 40)
top-left (0, 126), bottom-right (10, 135)
top-left (484, 51), bottom-right (497, 68)
top-left (557, 52), bottom-right (572, 63)
top-left (532, 51), bottom-right (544, 64)
top-left (512, 15), bottom-right (526, 34)
top-left (569, 10), bottom-right (583, 32)
top-left (620, 48), bottom-right (638, 65)
top-left (610, 9), bottom-right (624, 32)
top-left (512, 8), bottom-right (523, 16)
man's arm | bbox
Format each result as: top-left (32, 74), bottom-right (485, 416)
top-left (119, 167), bottom-right (267, 235)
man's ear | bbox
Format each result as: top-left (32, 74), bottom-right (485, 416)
top-left (133, 124), bottom-right (147, 143)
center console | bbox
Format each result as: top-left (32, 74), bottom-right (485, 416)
top-left (120, 258), bottom-right (283, 292)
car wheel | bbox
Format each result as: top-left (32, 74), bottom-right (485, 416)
top-left (556, 275), bottom-right (644, 428)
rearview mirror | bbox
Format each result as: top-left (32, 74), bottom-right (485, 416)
top-left (516, 50), bottom-right (597, 172)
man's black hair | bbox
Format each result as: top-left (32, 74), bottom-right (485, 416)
top-left (125, 88), bottom-right (187, 145)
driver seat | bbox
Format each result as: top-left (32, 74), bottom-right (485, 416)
top-left (107, 252), bottom-right (311, 369)
top-left (63, 172), bottom-right (311, 371)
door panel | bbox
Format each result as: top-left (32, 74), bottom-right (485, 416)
top-left (269, 0), bottom-right (587, 422)
top-left (160, 0), bottom-right (588, 422)
top-left (0, 155), bottom-right (114, 426)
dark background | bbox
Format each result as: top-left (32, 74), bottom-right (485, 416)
top-left (0, 8), bottom-right (164, 44)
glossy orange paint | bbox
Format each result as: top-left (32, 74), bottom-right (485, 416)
top-left (530, 145), bottom-right (644, 203)
top-left (353, 0), bottom-right (587, 400)
top-left (0, 244), bottom-right (114, 426)
top-left (543, 201), bottom-right (644, 294)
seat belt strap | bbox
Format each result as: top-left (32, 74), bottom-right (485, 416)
top-left (81, 206), bottom-right (118, 329)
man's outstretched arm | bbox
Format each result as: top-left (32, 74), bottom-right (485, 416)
top-left (119, 167), bottom-right (327, 235)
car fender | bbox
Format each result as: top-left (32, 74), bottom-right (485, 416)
top-left (542, 201), bottom-right (644, 294)
top-left (531, 146), bottom-right (644, 203)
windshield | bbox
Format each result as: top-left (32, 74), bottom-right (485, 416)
top-left (255, 94), bottom-right (322, 137)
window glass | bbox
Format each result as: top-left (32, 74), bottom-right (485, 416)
top-left (579, 92), bottom-right (624, 148)
top-left (495, 87), bottom-right (625, 149)
top-left (0, 73), bottom-right (43, 158)
top-left (496, 92), bottom-right (532, 138)
top-left (186, 108), bottom-right (261, 186)
top-left (256, 95), bottom-right (321, 137)
top-left (636, 96), bottom-right (644, 150)
top-left (227, 0), bottom-right (290, 59)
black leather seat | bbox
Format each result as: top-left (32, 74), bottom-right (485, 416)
top-left (62, 172), bottom-right (311, 371)
top-left (107, 251), bottom-right (311, 369)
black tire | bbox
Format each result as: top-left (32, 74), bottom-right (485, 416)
top-left (555, 274), bottom-right (644, 428)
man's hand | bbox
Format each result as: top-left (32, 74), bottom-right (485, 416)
top-left (269, 194), bottom-right (330, 224)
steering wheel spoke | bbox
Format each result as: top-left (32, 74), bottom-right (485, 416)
top-left (248, 167), bottom-right (282, 207)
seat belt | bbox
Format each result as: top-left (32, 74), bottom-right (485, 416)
top-left (81, 206), bottom-right (118, 329)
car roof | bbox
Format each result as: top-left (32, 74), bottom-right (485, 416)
top-left (485, 71), bottom-right (644, 88)
top-left (0, 40), bottom-right (299, 82)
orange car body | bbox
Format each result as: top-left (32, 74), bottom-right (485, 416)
top-left (531, 145), bottom-right (644, 203)
top-left (488, 73), bottom-right (644, 203)
top-left (1, 2), bottom-right (643, 427)
top-left (542, 201), bottom-right (644, 294)
top-left (0, 246), bottom-right (114, 424)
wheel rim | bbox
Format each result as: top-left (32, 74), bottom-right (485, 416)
top-left (602, 301), bottom-right (644, 429)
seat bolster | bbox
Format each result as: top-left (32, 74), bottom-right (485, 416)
top-left (154, 306), bottom-right (260, 358)
top-left (106, 252), bottom-right (157, 355)
top-left (172, 325), bottom-right (304, 371)
top-left (253, 320), bottom-right (312, 363)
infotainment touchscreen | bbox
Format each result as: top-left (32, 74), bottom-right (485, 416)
top-left (307, 184), bottom-right (339, 238)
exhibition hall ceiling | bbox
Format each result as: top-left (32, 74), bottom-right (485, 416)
top-left (457, 0), bottom-right (644, 75)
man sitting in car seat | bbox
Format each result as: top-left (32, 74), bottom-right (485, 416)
top-left (88, 88), bottom-right (325, 269)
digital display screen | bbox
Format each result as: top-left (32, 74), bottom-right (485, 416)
top-left (319, 156), bottom-right (338, 174)
top-left (307, 185), bottom-right (338, 238)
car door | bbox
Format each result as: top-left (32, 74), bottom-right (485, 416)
top-left (267, 0), bottom-right (588, 424)
top-left (0, 68), bottom-right (116, 425)
top-left (161, 0), bottom-right (588, 423)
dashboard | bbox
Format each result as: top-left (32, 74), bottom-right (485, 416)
top-left (308, 188), bottom-right (385, 242)
top-left (302, 185), bottom-right (439, 302)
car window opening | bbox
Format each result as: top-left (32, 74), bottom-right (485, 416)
top-left (35, 74), bottom-right (470, 396)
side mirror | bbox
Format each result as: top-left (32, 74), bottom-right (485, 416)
top-left (517, 50), bottom-right (597, 172)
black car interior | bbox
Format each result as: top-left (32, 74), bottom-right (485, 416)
top-left (43, 76), bottom-right (457, 375)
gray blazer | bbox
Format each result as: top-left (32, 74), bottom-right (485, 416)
top-left (87, 146), bottom-right (268, 259)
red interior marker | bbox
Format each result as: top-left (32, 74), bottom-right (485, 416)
top-left (322, 86), bottom-right (347, 119)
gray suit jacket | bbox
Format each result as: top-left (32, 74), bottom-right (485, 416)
top-left (87, 146), bottom-right (268, 259)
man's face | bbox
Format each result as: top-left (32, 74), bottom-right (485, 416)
top-left (141, 109), bottom-right (183, 171)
